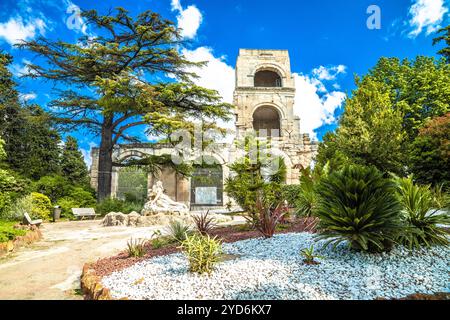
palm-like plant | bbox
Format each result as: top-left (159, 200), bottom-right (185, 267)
top-left (315, 165), bottom-right (403, 253)
top-left (192, 210), bottom-right (217, 235)
top-left (395, 177), bottom-right (449, 249)
top-left (166, 220), bottom-right (192, 243)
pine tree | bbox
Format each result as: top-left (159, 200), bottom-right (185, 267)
top-left (0, 53), bottom-right (61, 179)
top-left (18, 8), bottom-right (233, 200)
top-left (60, 136), bottom-right (89, 186)
top-left (433, 25), bottom-right (450, 63)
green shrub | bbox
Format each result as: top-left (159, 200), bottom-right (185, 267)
top-left (0, 169), bottom-right (30, 220)
top-left (431, 184), bottom-right (450, 210)
top-left (0, 221), bottom-right (26, 243)
top-left (6, 192), bottom-right (52, 221)
top-left (56, 197), bottom-right (79, 219)
top-left (57, 187), bottom-right (96, 218)
top-left (224, 139), bottom-right (286, 225)
top-left (166, 220), bottom-right (192, 243)
top-left (315, 165), bottom-right (403, 253)
top-left (281, 184), bottom-right (301, 207)
top-left (296, 169), bottom-right (320, 217)
top-left (95, 197), bottom-right (143, 216)
top-left (0, 192), bottom-right (12, 220)
top-left (126, 238), bottom-right (147, 257)
top-left (32, 175), bottom-right (72, 203)
top-left (395, 177), bottom-right (450, 249)
top-left (4, 194), bottom-right (33, 221)
top-left (181, 233), bottom-right (222, 274)
top-left (30, 192), bottom-right (52, 220)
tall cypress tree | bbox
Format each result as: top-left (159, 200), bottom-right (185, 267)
top-left (0, 52), bottom-right (61, 180)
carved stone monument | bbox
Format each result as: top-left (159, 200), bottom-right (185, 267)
top-left (141, 181), bottom-right (189, 216)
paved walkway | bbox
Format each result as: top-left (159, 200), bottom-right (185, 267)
top-left (0, 217), bottom-right (243, 300)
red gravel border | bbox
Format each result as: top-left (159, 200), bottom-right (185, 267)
top-left (91, 217), bottom-right (318, 278)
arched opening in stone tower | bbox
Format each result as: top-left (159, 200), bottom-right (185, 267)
top-left (254, 70), bottom-right (282, 87)
top-left (253, 106), bottom-right (281, 137)
top-left (190, 162), bottom-right (223, 208)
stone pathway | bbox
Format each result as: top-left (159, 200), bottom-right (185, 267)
top-left (0, 217), bottom-right (244, 300)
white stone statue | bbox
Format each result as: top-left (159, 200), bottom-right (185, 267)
top-left (141, 181), bottom-right (189, 216)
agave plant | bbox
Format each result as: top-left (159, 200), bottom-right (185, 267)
top-left (395, 177), bottom-right (450, 249)
top-left (126, 238), bottom-right (147, 258)
top-left (315, 165), bottom-right (403, 253)
top-left (166, 219), bottom-right (192, 243)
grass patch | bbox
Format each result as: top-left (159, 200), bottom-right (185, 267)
top-left (0, 220), bottom-right (26, 243)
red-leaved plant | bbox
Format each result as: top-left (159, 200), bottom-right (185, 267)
top-left (255, 194), bottom-right (289, 238)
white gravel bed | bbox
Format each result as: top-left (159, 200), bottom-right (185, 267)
top-left (101, 233), bottom-right (450, 300)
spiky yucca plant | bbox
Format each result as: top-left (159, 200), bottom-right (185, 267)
top-left (315, 165), bottom-right (403, 253)
top-left (395, 177), bottom-right (449, 249)
top-left (181, 233), bottom-right (222, 274)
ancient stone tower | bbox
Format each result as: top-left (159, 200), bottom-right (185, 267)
top-left (233, 49), bottom-right (318, 184)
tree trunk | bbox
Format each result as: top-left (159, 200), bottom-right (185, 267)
top-left (97, 116), bottom-right (114, 201)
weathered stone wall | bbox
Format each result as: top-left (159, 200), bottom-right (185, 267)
top-left (89, 49), bottom-right (318, 204)
top-left (233, 49), bottom-right (318, 184)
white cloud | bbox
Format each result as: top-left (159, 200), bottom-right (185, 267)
top-left (19, 92), bottom-right (37, 102)
top-left (293, 70), bottom-right (347, 140)
top-left (171, 0), bottom-right (203, 39)
top-left (9, 58), bottom-right (34, 77)
top-left (181, 47), bottom-right (235, 103)
top-left (312, 65), bottom-right (347, 81)
top-left (0, 16), bottom-right (46, 45)
top-left (408, 0), bottom-right (449, 38)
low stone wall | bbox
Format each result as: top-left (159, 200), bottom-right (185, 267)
top-left (0, 226), bottom-right (42, 256)
top-left (80, 263), bottom-right (114, 300)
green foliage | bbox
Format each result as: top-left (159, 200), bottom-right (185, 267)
top-left (295, 168), bottom-right (321, 217)
top-left (0, 221), bottom-right (26, 243)
top-left (0, 136), bottom-right (5, 161)
top-left (254, 194), bottom-right (288, 238)
top-left (166, 220), bottom-right (192, 243)
top-left (409, 113), bottom-right (450, 186)
top-left (60, 136), bottom-right (89, 186)
top-left (18, 8), bottom-right (233, 200)
top-left (33, 175), bottom-right (73, 203)
top-left (433, 25), bottom-right (450, 63)
top-left (126, 238), bottom-right (147, 258)
top-left (192, 210), bottom-right (216, 235)
top-left (95, 197), bottom-right (143, 216)
top-left (315, 56), bottom-right (450, 178)
top-left (3, 193), bottom-right (32, 221)
top-left (29, 192), bottom-right (52, 220)
top-left (395, 177), bottom-right (450, 249)
top-left (281, 184), bottom-right (301, 207)
top-left (336, 78), bottom-right (407, 175)
top-left (181, 233), bottom-right (222, 274)
top-left (225, 137), bottom-right (287, 225)
top-left (315, 165), bottom-right (403, 253)
top-left (367, 56), bottom-right (450, 140)
top-left (431, 184), bottom-right (450, 210)
top-left (56, 187), bottom-right (96, 218)
top-left (300, 245), bottom-right (324, 264)
top-left (0, 104), bottom-right (61, 180)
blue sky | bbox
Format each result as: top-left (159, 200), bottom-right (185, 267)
top-left (0, 0), bottom-right (449, 165)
